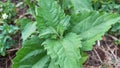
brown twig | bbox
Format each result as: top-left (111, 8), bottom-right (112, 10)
top-left (19, 13), bottom-right (29, 18)
top-left (108, 34), bottom-right (118, 41)
top-left (105, 42), bottom-right (118, 61)
top-left (7, 48), bottom-right (20, 52)
top-left (93, 48), bottom-right (103, 63)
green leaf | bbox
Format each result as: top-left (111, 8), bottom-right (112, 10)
top-left (22, 22), bottom-right (36, 41)
top-left (12, 37), bottom-right (50, 68)
top-left (36, 0), bottom-right (70, 38)
top-left (56, 16), bottom-right (70, 36)
top-left (71, 11), bottom-right (120, 51)
top-left (43, 33), bottom-right (81, 68)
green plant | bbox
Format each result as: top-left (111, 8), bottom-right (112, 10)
top-left (0, 23), bottom-right (18, 56)
top-left (0, 1), bottom-right (19, 56)
top-left (12, 0), bottom-right (120, 68)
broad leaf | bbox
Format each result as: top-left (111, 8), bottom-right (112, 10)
top-left (71, 11), bottom-right (120, 51)
top-left (43, 33), bottom-right (82, 68)
top-left (12, 37), bottom-right (50, 68)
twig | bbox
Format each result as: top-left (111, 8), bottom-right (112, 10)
top-left (7, 48), bottom-right (20, 52)
top-left (93, 48), bottom-right (103, 63)
top-left (8, 54), bottom-right (12, 65)
top-left (108, 34), bottom-right (118, 41)
top-left (19, 13), bottom-right (29, 18)
top-left (105, 42), bottom-right (118, 61)
top-left (115, 46), bottom-right (118, 59)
